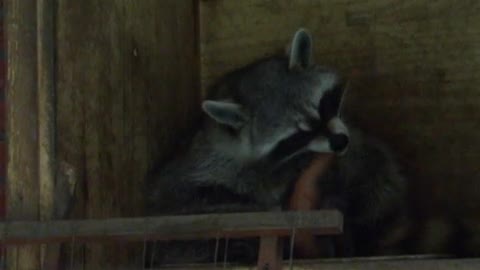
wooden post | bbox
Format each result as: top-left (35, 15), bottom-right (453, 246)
top-left (257, 236), bottom-right (283, 270)
top-left (0, 210), bottom-right (342, 245)
top-left (6, 0), bottom-right (41, 269)
top-left (37, 0), bottom-right (56, 232)
top-left (37, 0), bottom-right (57, 269)
top-left (41, 162), bottom-right (78, 270)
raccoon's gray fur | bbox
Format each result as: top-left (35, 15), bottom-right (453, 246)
top-left (144, 29), bottom-right (408, 265)
top-left (313, 125), bottom-right (409, 257)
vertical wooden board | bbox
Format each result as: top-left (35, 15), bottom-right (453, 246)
top-left (199, 0), bottom-right (480, 217)
top-left (55, 1), bottom-right (88, 266)
top-left (56, 0), bottom-right (199, 268)
top-left (124, 0), bottom-right (200, 212)
top-left (5, 0), bottom-right (40, 269)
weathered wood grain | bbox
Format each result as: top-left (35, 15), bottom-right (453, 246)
top-left (199, 0), bottom-right (480, 218)
top-left (56, 0), bottom-right (200, 267)
top-left (0, 211), bottom-right (342, 245)
top-left (37, 0), bottom-right (57, 269)
top-left (151, 256), bottom-right (480, 270)
top-left (6, 0), bottom-right (40, 269)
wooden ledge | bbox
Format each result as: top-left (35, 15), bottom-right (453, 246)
top-left (0, 210), bottom-right (342, 245)
top-left (151, 256), bottom-right (480, 270)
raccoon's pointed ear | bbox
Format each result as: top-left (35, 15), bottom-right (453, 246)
top-left (319, 80), bottom-right (348, 120)
top-left (287, 28), bottom-right (313, 70)
top-left (202, 100), bottom-right (247, 129)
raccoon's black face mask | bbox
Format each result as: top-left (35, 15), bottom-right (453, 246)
top-left (201, 28), bottom-right (349, 164)
top-left (267, 80), bottom-right (350, 166)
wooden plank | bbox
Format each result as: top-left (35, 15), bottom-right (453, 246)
top-left (0, 210), bottom-right (342, 245)
top-left (36, 0), bottom-right (57, 269)
top-left (56, 0), bottom-right (200, 268)
top-left (41, 162), bottom-right (78, 270)
top-left (199, 0), bottom-right (480, 221)
top-left (37, 0), bottom-right (56, 225)
top-left (55, 1), bottom-right (88, 267)
top-left (257, 236), bottom-right (284, 270)
top-left (150, 257), bottom-right (480, 270)
top-left (5, 0), bottom-right (40, 269)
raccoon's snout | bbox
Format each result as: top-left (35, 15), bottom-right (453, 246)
top-left (325, 117), bottom-right (349, 154)
top-left (329, 134), bottom-right (349, 153)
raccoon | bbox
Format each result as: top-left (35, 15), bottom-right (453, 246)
top-left (144, 28), bottom-right (408, 265)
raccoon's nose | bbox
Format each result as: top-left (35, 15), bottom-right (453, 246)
top-left (329, 134), bottom-right (349, 153)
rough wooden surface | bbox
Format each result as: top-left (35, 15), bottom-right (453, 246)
top-left (37, 0), bottom-right (56, 224)
top-left (41, 162), bottom-right (78, 270)
top-left (257, 236), bottom-right (284, 270)
top-left (56, 0), bottom-right (199, 268)
top-left (153, 257), bottom-right (480, 270)
top-left (199, 0), bottom-right (480, 218)
top-left (0, 210), bottom-right (342, 245)
top-left (6, 0), bottom-right (41, 269)
top-left (37, 0), bottom-right (57, 268)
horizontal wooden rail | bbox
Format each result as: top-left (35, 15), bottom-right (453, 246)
top-left (152, 256), bottom-right (480, 270)
top-left (0, 210), bottom-right (342, 245)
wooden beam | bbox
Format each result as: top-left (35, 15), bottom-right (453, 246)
top-left (0, 210), bottom-right (342, 245)
top-left (41, 162), bottom-right (78, 270)
top-left (37, 0), bottom-right (56, 227)
top-left (149, 256), bottom-right (480, 270)
top-left (36, 0), bottom-right (58, 269)
top-left (257, 236), bottom-right (284, 270)
top-left (6, 0), bottom-right (41, 269)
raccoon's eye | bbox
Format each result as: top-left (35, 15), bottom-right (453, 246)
top-left (270, 130), bottom-right (316, 159)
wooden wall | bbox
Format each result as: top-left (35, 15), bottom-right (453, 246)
top-left (57, 0), bottom-right (199, 268)
top-left (6, 0), bottom-right (480, 268)
top-left (199, 0), bottom-right (480, 218)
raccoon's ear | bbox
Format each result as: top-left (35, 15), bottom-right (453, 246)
top-left (287, 28), bottom-right (313, 70)
top-left (202, 100), bottom-right (247, 129)
top-left (319, 80), bottom-right (348, 120)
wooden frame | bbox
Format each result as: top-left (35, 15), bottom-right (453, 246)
top-left (151, 256), bottom-right (480, 270)
top-left (0, 211), bottom-right (342, 270)
top-left (2, 211), bottom-right (480, 270)
top-left (0, 211), bottom-right (343, 245)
